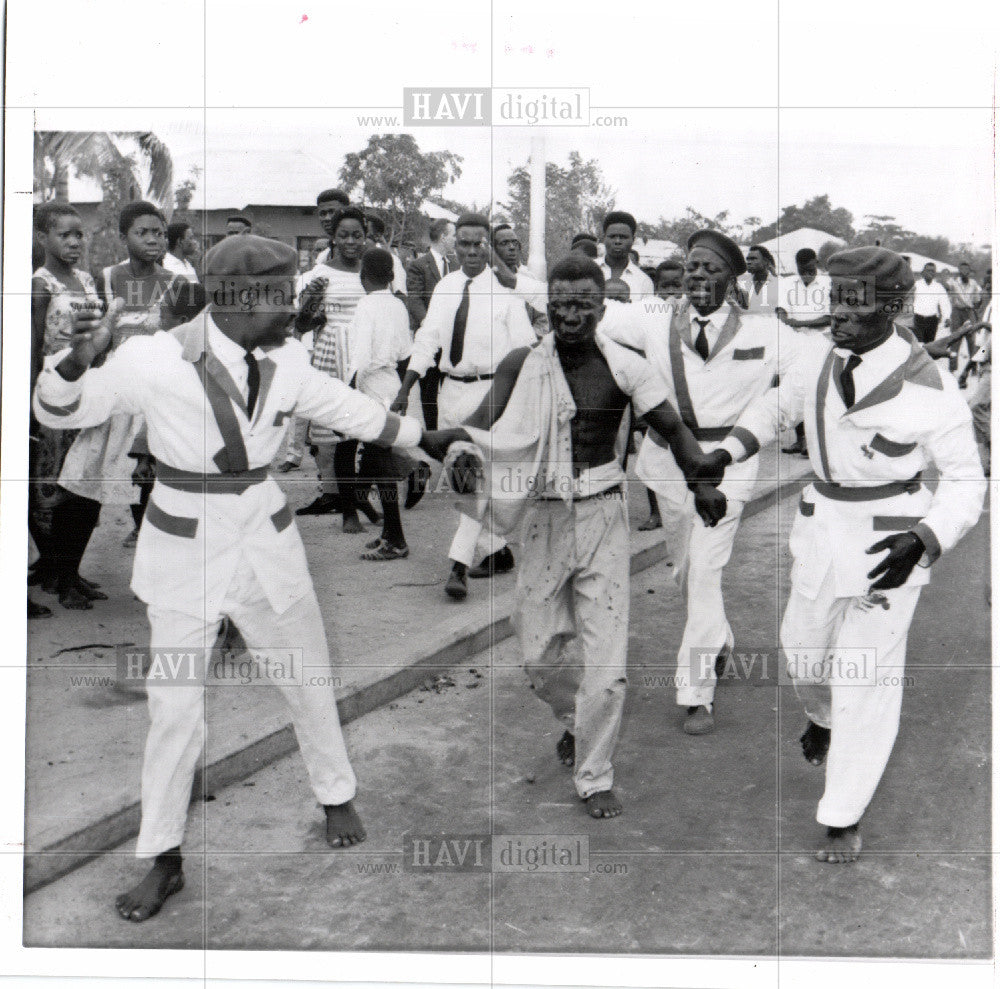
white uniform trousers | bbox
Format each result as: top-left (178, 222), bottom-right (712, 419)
top-left (135, 561), bottom-right (356, 858)
top-left (780, 565), bottom-right (920, 828)
top-left (672, 499), bottom-right (744, 707)
top-left (516, 494), bottom-right (630, 798)
top-left (438, 375), bottom-right (507, 566)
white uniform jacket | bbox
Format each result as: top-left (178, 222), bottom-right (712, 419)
top-left (599, 299), bottom-right (802, 506)
top-left (33, 314), bottom-right (423, 618)
top-left (719, 327), bottom-right (986, 598)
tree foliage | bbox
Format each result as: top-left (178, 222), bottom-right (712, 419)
top-left (502, 151), bottom-right (616, 264)
top-left (752, 195), bottom-right (856, 243)
top-left (34, 131), bottom-right (174, 205)
top-left (339, 134), bottom-right (463, 247)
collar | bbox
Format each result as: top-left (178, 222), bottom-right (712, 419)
top-left (689, 304), bottom-right (731, 333)
top-left (832, 327), bottom-right (906, 369)
top-left (207, 316), bottom-right (266, 365)
top-left (178, 312), bottom-right (268, 365)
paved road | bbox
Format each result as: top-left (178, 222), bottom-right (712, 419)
top-left (24, 500), bottom-right (991, 957)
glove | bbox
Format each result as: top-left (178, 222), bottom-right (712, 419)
top-left (865, 532), bottom-right (925, 591)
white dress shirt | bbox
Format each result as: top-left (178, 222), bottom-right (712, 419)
top-left (346, 288), bottom-right (412, 407)
top-left (599, 260), bottom-right (654, 300)
top-left (161, 253), bottom-right (199, 283)
top-left (408, 267), bottom-right (536, 378)
top-left (779, 273), bottom-right (831, 321)
top-left (429, 248), bottom-right (449, 279)
top-left (912, 278), bottom-right (952, 320)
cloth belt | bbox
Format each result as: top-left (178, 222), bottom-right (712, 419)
top-left (539, 483), bottom-right (624, 504)
top-left (156, 462), bottom-right (270, 495)
top-left (813, 472), bottom-right (923, 502)
top-left (445, 371), bottom-right (495, 383)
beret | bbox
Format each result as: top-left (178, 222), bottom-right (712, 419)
top-left (687, 228), bottom-right (748, 276)
top-left (826, 247), bottom-right (915, 296)
top-left (455, 212), bottom-right (491, 232)
top-left (204, 234), bottom-right (298, 278)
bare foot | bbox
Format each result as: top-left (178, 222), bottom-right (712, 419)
top-left (585, 790), bottom-right (623, 819)
top-left (115, 851), bottom-right (184, 922)
top-left (324, 800), bottom-right (367, 847)
top-left (59, 583), bottom-right (93, 610)
top-left (800, 721), bottom-right (831, 766)
top-left (815, 823), bottom-right (862, 864)
top-left (342, 515), bottom-right (365, 534)
top-left (556, 730), bottom-right (575, 767)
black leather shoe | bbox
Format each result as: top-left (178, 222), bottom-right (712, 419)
top-left (445, 567), bottom-right (468, 600)
top-left (296, 494), bottom-right (340, 516)
top-left (468, 547), bottom-right (515, 578)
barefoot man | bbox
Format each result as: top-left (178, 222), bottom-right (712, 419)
top-left (704, 247), bottom-right (985, 862)
top-left (33, 235), bottom-right (461, 920)
top-left (436, 255), bottom-right (727, 818)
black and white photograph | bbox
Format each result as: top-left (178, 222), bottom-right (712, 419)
top-left (2, 2), bottom-right (996, 987)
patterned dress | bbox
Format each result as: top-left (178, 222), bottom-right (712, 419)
top-left (296, 264), bottom-right (364, 443)
top-left (56, 264), bottom-right (175, 504)
top-left (29, 267), bottom-right (101, 536)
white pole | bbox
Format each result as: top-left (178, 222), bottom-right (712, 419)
top-left (528, 134), bottom-right (546, 279)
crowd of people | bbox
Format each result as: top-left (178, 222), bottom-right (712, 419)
top-left (27, 187), bottom-right (990, 921)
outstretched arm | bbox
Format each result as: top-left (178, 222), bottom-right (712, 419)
top-left (417, 346), bottom-right (533, 462)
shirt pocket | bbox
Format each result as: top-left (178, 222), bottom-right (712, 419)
top-left (732, 347), bottom-right (765, 361)
top-left (868, 432), bottom-right (918, 458)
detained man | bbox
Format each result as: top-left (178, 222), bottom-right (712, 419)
top-left (433, 254), bottom-right (727, 818)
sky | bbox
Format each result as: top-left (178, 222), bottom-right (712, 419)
top-left (136, 109), bottom-right (994, 249)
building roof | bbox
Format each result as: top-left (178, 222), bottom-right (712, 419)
top-left (635, 237), bottom-right (681, 266)
top-left (753, 227), bottom-right (847, 274)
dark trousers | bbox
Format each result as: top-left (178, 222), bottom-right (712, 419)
top-left (48, 491), bottom-right (101, 589)
top-left (951, 307), bottom-right (977, 358)
top-left (130, 478), bottom-right (152, 529)
top-left (357, 444), bottom-right (405, 546)
top-left (334, 439), bottom-right (365, 519)
top-left (912, 314), bottom-right (939, 344)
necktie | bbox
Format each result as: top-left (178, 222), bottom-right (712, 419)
top-left (693, 318), bottom-right (710, 361)
top-left (840, 354), bottom-right (861, 408)
top-left (245, 350), bottom-right (260, 420)
top-left (440, 256), bottom-right (449, 276)
top-left (449, 278), bottom-right (473, 368)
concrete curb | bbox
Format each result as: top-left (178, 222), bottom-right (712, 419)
top-left (23, 472), bottom-right (814, 894)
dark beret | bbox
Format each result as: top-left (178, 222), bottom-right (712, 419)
top-left (687, 229), bottom-right (747, 276)
top-left (455, 213), bottom-right (491, 233)
top-left (826, 247), bottom-right (915, 296)
top-left (205, 234), bottom-right (298, 278)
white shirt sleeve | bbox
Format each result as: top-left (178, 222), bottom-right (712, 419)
top-left (33, 337), bottom-right (149, 429)
top-left (512, 271), bottom-right (548, 311)
top-left (408, 278), bottom-right (452, 377)
top-left (910, 383), bottom-right (986, 563)
top-left (719, 338), bottom-right (816, 462)
top-left (600, 338), bottom-right (669, 417)
top-left (504, 292), bottom-right (539, 350)
top-left (291, 351), bottom-right (422, 448)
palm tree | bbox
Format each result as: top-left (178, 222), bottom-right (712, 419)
top-left (34, 131), bottom-right (173, 205)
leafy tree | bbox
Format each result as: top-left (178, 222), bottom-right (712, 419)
top-left (503, 151), bottom-right (616, 264)
top-left (34, 131), bottom-right (173, 205)
top-left (752, 194), bottom-right (855, 243)
top-left (35, 131), bottom-right (175, 276)
top-left (174, 164), bottom-right (202, 212)
top-left (339, 134), bottom-right (462, 247)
